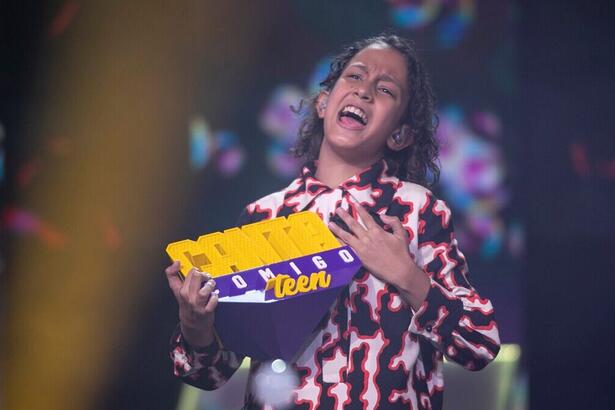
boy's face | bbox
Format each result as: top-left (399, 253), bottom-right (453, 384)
top-left (317, 44), bottom-right (410, 165)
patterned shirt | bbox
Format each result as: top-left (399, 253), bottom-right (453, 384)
top-left (170, 159), bottom-right (500, 409)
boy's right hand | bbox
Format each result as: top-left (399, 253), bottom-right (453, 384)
top-left (165, 261), bottom-right (218, 348)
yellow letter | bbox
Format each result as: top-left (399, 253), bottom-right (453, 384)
top-left (309, 270), bottom-right (331, 290)
top-left (295, 275), bottom-right (310, 293)
top-left (287, 212), bottom-right (340, 254)
top-left (166, 212), bottom-right (342, 279)
top-left (166, 239), bottom-right (207, 277)
top-left (242, 218), bottom-right (303, 261)
top-left (192, 232), bottom-right (242, 276)
top-left (222, 227), bottom-right (271, 271)
top-left (282, 276), bottom-right (298, 296)
top-left (166, 233), bottom-right (240, 277)
top-left (271, 274), bottom-right (291, 299)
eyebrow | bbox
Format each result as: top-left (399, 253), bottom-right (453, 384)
top-left (348, 63), bottom-right (402, 89)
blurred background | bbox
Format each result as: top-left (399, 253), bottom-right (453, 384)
top-left (1, 0), bottom-right (613, 409)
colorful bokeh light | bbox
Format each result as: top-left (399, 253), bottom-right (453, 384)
top-left (436, 105), bottom-right (519, 257)
top-left (260, 57), bottom-right (334, 179)
top-left (387, 0), bottom-right (476, 48)
top-left (189, 116), bottom-right (245, 177)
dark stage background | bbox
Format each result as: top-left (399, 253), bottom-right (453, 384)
top-left (1, 0), bottom-right (614, 409)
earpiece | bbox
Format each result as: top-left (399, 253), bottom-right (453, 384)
top-left (319, 98), bottom-right (328, 112)
top-left (392, 132), bottom-right (402, 144)
top-left (317, 92), bottom-right (329, 116)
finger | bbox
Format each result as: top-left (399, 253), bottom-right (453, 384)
top-left (327, 222), bottom-right (347, 245)
top-left (204, 292), bottom-right (219, 313)
top-left (328, 221), bottom-right (358, 247)
top-left (381, 215), bottom-right (407, 240)
top-left (165, 261), bottom-right (183, 297)
top-left (190, 272), bottom-right (211, 305)
top-left (348, 196), bottom-right (379, 230)
top-left (335, 207), bottom-right (367, 237)
top-left (196, 278), bottom-right (216, 305)
top-left (165, 260), bottom-right (181, 276)
top-left (183, 268), bottom-right (206, 303)
top-left (184, 267), bottom-right (211, 288)
top-left (181, 267), bottom-right (197, 291)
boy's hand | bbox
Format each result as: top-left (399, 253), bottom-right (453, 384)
top-left (165, 261), bottom-right (218, 348)
top-left (327, 199), bottom-right (430, 310)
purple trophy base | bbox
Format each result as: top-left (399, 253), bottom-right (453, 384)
top-left (213, 246), bottom-right (361, 361)
top-left (215, 287), bottom-right (344, 361)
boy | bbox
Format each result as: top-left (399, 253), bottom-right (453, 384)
top-left (165, 34), bottom-right (500, 409)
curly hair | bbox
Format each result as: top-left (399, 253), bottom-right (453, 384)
top-left (291, 34), bottom-right (440, 186)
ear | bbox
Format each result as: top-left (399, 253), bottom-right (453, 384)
top-left (315, 91), bottom-right (329, 119)
top-left (386, 124), bottom-right (414, 151)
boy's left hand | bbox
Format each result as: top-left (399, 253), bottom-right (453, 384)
top-left (327, 199), bottom-right (430, 310)
top-left (327, 200), bottom-right (416, 287)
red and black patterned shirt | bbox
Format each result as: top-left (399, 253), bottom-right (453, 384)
top-left (170, 159), bottom-right (500, 409)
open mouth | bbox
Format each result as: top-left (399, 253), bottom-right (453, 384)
top-left (338, 105), bottom-right (368, 128)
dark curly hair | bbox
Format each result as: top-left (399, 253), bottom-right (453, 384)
top-left (291, 34), bottom-right (440, 186)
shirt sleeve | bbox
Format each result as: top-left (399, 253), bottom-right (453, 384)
top-left (409, 195), bottom-right (501, 371)
top-left (169, 324), bottom-right (246, 390)
top-left (168, 206), bottom-right (256, 389)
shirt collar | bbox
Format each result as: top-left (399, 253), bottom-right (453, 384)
top-left (297, 158), bottom-right (400, 213)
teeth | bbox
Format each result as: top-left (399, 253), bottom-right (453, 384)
top-left (341, 105), bottom-right (367, 125)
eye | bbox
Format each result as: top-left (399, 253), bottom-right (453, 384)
top-left (347, 73), bottom-right (361, 80)
top-left (379, 87), bottom-right (394, 97)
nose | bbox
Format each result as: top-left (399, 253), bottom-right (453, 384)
top-left (353, 85), bottom-right (373, 102)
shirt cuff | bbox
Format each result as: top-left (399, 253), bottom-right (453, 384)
top-left (409, 278), bottom-right (464, 346)
top-left (170, 324), bottom-right (221, 377)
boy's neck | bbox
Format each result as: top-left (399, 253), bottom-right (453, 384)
top-left (314, 147), bottom-right (381, 188)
